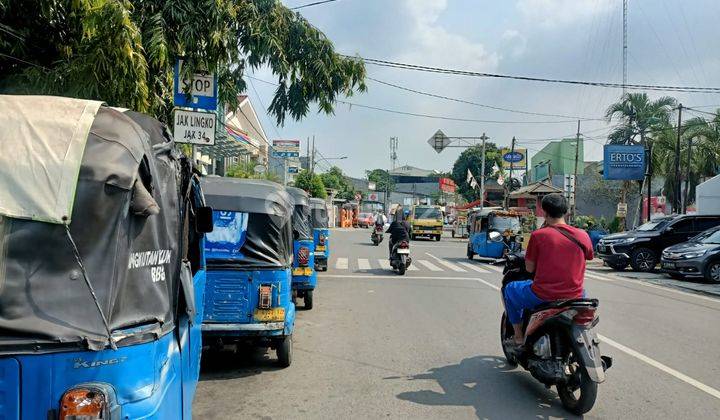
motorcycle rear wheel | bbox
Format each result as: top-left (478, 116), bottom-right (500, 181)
top-left (557, 349), bottom-right (598, 415)
top-left (499, 313), bottom-right (518, 367)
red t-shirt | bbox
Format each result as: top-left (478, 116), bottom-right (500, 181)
top-left (525, 224), bottom-right (594, 301)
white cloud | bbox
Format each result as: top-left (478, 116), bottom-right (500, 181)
top-left (516, 0), bottom-right (615, 28)
top-left (501, 29), bottom-right (527, 58)
top-left (397, 0), bottom-right (499, 71)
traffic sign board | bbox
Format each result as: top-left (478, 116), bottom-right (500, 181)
top-left (173, 109), bottom-right (216, 145)
top-left (428, 130), bottom-right (450, 153)
top-left (173, 59), bottom-right (218, 111)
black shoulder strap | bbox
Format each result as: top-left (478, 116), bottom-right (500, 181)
top-left (548, 225), bottom-right (588, 255)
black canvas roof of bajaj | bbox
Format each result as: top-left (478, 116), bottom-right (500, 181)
top-left (201, 177), bottom-right (294, 269)
top-left (0, 95), bottom-right (198, 353)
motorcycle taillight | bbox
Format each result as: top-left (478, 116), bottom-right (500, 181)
top-left (298, 246), bottom-right (310, 266)
top-left (573, 308), bottom-right (596, 325)
top-left (399, 240), bottom-right (409, 248)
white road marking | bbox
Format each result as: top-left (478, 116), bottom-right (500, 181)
top-left (467, 275), bottom-right (720, 401)
top-left (378, 259), bottom-right (391, 270)
top-left (357, 258), bottom-right (371, 270)
top-left (335, 258), bottom-right (348, 270)
top-left (586, 271), bottom-right (720, 304)
top-left (458, 262), bottom-right (490, 273)
top-left (425, 253), bottom-right (466, 272)
top-left (599, 334), bottom-right (720, 400)
top-left (416, 260), bottom-right (443, 272)
top-left (324, 274), bottom-right (486, 281)
top-left (407, 263), bottom-right (419, 271)
top-left (484, 264), bottom-right (504, 273)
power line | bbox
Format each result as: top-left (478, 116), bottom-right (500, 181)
top-left (247, 76), bottom-right (283, 138)
top-left (291, 0), bottom-right (340, 10)
top-left (367, 77), bottom-right (602, 121)
top-left (343, 55), bottom-right (720, 93)
top-left (336, 100), bottom-right (581, 124)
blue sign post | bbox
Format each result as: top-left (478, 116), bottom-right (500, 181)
top-left (603, 145), bottom-right (645, 180)
top-left (173, 59), bottom-right (218, 111)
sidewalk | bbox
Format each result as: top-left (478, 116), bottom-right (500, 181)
top-left (589, 261), bottom-right (720, 298)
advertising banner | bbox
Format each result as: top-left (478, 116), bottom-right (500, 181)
top-left (501, 148), bottom-right (527, 170)
top-left (272, 140), bottom-right (301, 158)
top-left (603, 145), bottom-right (645, 180)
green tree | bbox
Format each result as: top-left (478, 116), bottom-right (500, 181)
top-left (605, 93), bottom-right (677, 145)
top-left (226, 160), bottom-right (280, 182)
top-left (366, 169), bottom-right (393, 192)
top-left (319, 166), bottom-right (355, 199)
top-left (450, 142), bottom-right (501, 202)
top-left (294, 170), bottom-right (327, 199)
top-left (0, 0), bottom-right (366, 124)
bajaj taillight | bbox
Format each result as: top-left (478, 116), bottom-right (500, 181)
top-left (258, 285), bottom-right (272, 309)
top-left (318, 234), bottom-right (326, 245)
top-left (399, 240), bottom-right (409, 249)
top-left (298, 246), bottom-right (310, 266)
top-left (573, 308), bottom-right (596, 325)
top-left (59, 387), bottom-right (108, 420)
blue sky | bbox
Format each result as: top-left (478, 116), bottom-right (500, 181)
top-left (247, 0), bottom-right (720, 177)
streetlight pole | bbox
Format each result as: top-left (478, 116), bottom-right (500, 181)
top-left (479, 133), bottom-right (488, 212)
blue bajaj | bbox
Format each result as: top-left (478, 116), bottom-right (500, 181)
top-left (310, 198), bottom-right (330, 272)
top-left (287, 187), bottom-right (318, 310)
top-left (201, 178), bottom-right (295, 367)
top-left (466, 208), bottom-right (523, 263)
top-left (0, 96), bottom-right (212, 419)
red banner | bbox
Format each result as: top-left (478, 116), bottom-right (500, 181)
top-left (439, 177), bottom-right (457, 193)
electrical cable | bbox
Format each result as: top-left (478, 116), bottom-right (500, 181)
top-left (343, 55), bottom-right (720, 93)
top-left (367, 77), bottom-right (602, 121)
top-left (291, 0), bottom-right (340, 10)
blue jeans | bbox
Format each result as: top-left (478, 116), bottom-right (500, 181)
top-left (503, 280), bottom-right (545, 325)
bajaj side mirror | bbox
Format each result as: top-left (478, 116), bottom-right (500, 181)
top-left (488, 231), bottom-right (503, 242)
top-left (196, 206), bottom-right (214, 233)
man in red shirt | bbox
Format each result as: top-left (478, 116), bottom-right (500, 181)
top-left (503, 193), bottom-right (594, 345)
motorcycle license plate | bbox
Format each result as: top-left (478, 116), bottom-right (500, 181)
top-left (254, 308), bottom-right (285, 322)
top-left (397, 248), bottom-right (410, 254)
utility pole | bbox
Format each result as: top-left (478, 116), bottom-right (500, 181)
top-left (310, 135), bottom-right (316, 174)
top-left (571, 120), bottom-right (581, 220)
top-left (479, 133), bottom-right (488, 212)
top-left (622, 0), bottom-right (628, 95)
top-left (645, 133), bottom-right (653, 223)
top-left (387, 137), bottom-right (399, 211)
top-left (673, 104), bottom-right (683, 213)
top-left (683, 137), bottom-right (693, 214)
top-left (505, 136), bottom-right (516, 209)
top-left (306, 136), bottom-right (310, 171)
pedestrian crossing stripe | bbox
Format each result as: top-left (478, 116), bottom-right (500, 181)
top-left (328, 257), bottom-right (501, 274)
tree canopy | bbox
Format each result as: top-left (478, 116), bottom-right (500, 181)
top-left (293, 170), bottom-right (326, 199)
top-left (450, 142), bottom-right (502, 202)
top-left (366, 169), bottom-right (393, 192)
top-left (319, 166), bottom-right (355, 200)
top-left (0, 0), bottom-right (366, 124)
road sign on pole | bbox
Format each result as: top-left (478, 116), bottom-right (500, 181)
top-left (428, 130), bottom-right (450, 153)
top-left (173, 59), bottom-right (218, 111)
top-left (173, 109), bottom-right (216, 145)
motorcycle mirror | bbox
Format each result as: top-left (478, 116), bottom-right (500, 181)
top-left (488, 231), bottom-right (503, 242)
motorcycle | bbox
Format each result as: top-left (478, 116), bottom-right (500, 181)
top-left (493, 232), bottom-right (612, 415)
top-left (390, 240), bottom-right (412, 275)
top-left (371, 224), bottom-right (384, 245)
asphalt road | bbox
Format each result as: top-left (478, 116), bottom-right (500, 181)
top-left (194, 228), bottom-right (720, 419)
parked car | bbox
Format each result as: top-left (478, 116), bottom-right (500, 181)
top-left (597, 214), bottom-right (720, 272)
top-left (358, 212), bottom-right (375, 228)
top-left (661, 226), bottom-right (720, 282)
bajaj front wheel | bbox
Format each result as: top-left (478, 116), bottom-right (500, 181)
top-left (277, 335), bottom-right (293, 368)
top-left (304, 290), bottom-right (314, 310)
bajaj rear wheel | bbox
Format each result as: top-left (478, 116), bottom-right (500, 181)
top-left (557, 348), bottom-right (598, 415)
top-left (304, 290), bottom-right (314, 310)
top-left (277, 335), bottom-right (293, 368)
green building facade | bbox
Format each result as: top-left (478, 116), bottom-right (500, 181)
top-left (529, 138), bottom-right (584, 182)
